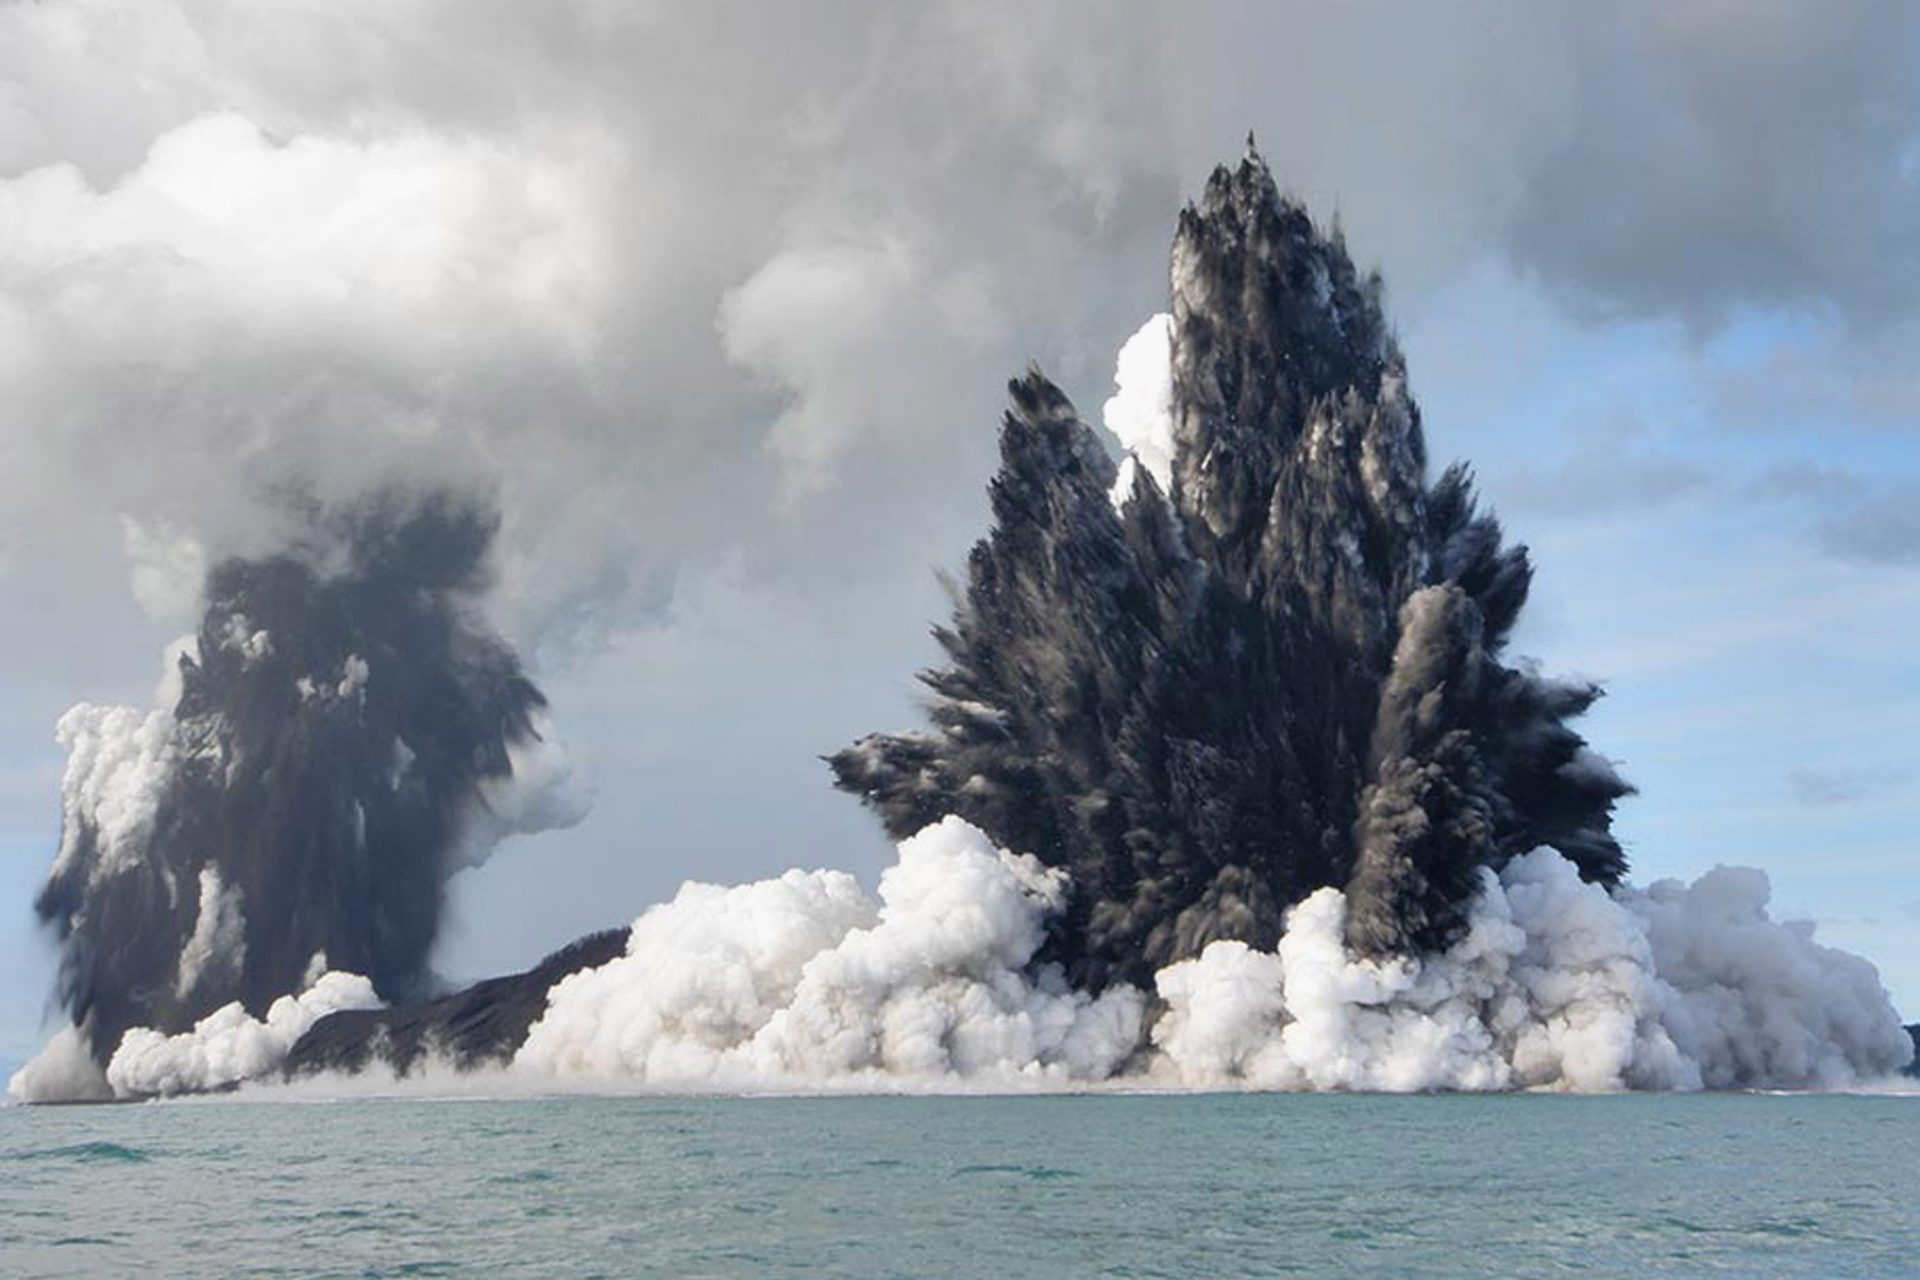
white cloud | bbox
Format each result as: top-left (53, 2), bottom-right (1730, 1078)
top-left (4, 1), bottom-right (1907, 651)
top-left (0, 105), bottom-right (626, 634)
top-left (1101, 312), bottom-right (1175, 506)
top-left (719, 238), bottom-right (924, 485)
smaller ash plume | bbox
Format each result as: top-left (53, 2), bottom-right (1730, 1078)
top-left (831, 147), bottom-right (1631, 988)
top-left (29, 492), bottom-right (581, 1075)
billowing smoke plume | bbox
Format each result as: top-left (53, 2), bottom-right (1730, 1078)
top-left (29, 492), bottom-right (582, 1069)
top-left (831, 148), bottom-right (1632, 988)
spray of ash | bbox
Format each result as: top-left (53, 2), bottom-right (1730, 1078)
top-left (830, 147), bottom-right (1632, 989)
top-left (24, 492), bottom-right (583, 1082)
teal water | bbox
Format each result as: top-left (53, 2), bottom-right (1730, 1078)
top-left (2, 1093), bottom-right (1915, 1278)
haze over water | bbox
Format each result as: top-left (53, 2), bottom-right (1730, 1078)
top-left (3, 1093), bottom-right (1915, 1278)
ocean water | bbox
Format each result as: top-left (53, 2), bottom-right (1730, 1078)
top-left (2, 1093), bottom-right (1915, 1278)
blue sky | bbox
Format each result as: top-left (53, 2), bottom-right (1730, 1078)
top-left (1404, 266), bottom-right (1920, 1008)
top-left (1, 2), bottom-right (1916, 1075)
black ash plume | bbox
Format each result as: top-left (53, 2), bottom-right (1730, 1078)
top-left (832, 149), bottom-right (1631, 988)
top-left (36, 492), bottom-right (569, 1063)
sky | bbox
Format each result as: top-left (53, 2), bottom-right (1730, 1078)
top-left (1, 1), bottom-right (1917, 1073)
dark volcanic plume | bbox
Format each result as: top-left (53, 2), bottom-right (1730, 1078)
top-left (831, 149), bottom-right (1632, 989)
top-left (37, 494), bottom-right (568, 1063)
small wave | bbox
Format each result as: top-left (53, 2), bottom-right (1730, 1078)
top-left (9, 1141), bottom-right (152, 1164)
top-left (952, 1163), bottom-right (1082, 1181)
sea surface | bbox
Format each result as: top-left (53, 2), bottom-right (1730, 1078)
top-left (2, 1091), bottom-right (1915, 1278)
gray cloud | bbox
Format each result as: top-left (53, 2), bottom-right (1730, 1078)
top-left (1508, 2), bottom-right (1920, 330)
top-left (1819, 489), bottom-right (1920, 567)
top-left (1708, 322), bottom-right (1920, 439)
top-left (0, 4), bottom-right (1191, 657)
top-left (1, 1), bottom-right (1911, 663)
top-left (1491, 423), bottom-right (1711, 520)
top-left (1788, 766), bottom-right (1914, 807)
top-left (1745, 463), bottom-right (1867, 505)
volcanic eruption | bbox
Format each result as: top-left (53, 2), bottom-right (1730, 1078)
top-left (831, 148), bottom-right (1631, 987)
top-left (12, 147), bottom-right (1910, 1101)
top-left (500, 148), bottom-right (1900, 1093)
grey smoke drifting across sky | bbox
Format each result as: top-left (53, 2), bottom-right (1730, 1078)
top-left (1, 1), bottom-right (1918, 1067)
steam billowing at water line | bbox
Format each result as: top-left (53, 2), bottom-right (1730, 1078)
top-left (10, 149), bottom-right (1913, 1102)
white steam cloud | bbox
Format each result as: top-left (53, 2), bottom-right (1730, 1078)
top-left (510, 819), bottom-right (1910, 1095)
top-left (174, 866), bottom-right (246, 1000)
top-left (15, 817), bottom-right (1908, 1102)
top-left (466, 709), bottom-right (593, 865)
top-left (1154, 849), bottom-right (1912, 1092)
top-left (102, 970), bottom-right (381, 1100)
top-left (1101, 312), bottom-right (1176, 509)
top-left (517, 817), bottom-right (1145, 1087)
top-left (7, 1024), bottom-right (111, 1105)
top-left (49, 635), bottom-right (206, 889)
top-left (8, 968), bottom-right (382, 1103)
